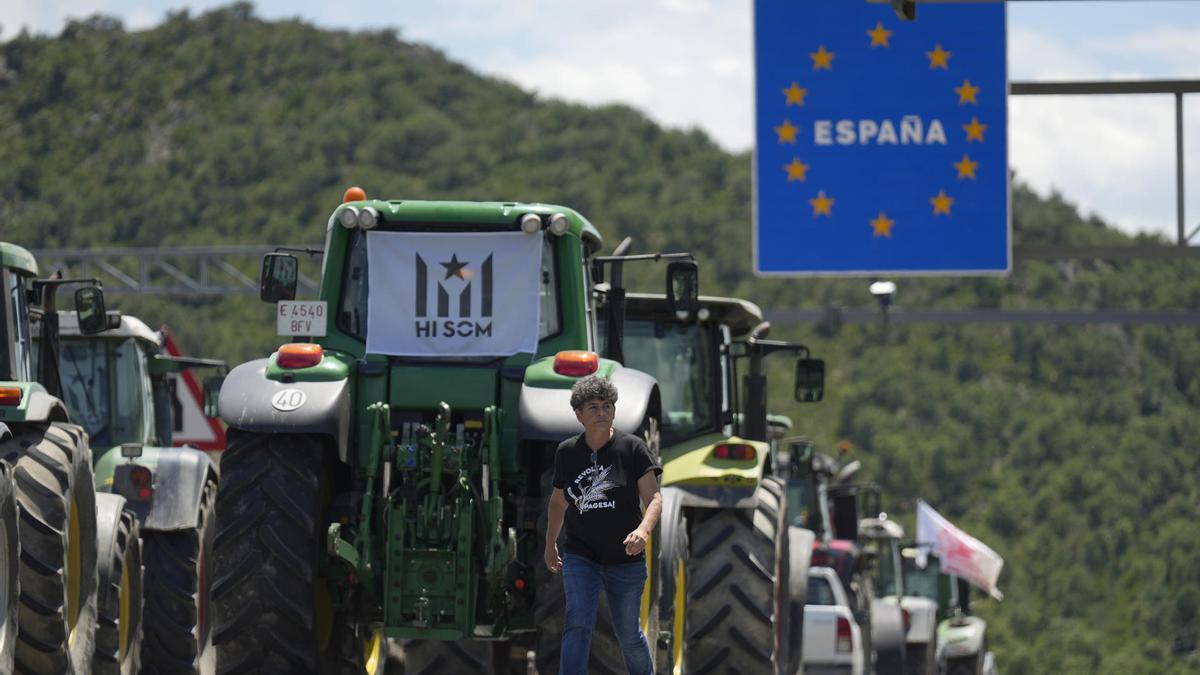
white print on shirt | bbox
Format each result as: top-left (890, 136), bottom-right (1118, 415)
top-left (567, 464), bottom-right (617, 512)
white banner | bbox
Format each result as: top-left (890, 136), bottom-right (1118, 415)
top-left (365, 231), bottom-right (544, 357)
top-left (916, 499), bottom-right (1004, 600)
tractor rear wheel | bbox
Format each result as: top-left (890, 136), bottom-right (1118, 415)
top-left (1, 422), bottom-right (100, 675)
top-left (0, 460), bottom-right (19, 675)
top-left (682, 476), bottom-right (790, 675)
top-left (213, 430), bottom-right (349, 674)
top-left (655, 487), bottom-right (687, 674)
top-left (402, 639), bottom-right (498, 674)
top-left (94, 500), bottom-right (143, 675)
top-left (142, 479), bottom-right (216, 674)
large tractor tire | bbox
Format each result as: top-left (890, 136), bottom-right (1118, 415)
top-left (141, 479), bottom-right (216, 674)
top-left (402, 639), bottom-right (498, 674)
top-left (213, 430), bottom-right (365, 674)
top-left (682, 476), bottom-right (790, 675)
top-left (0, 459), bottom-right (19, 675)
top-left (1, 423), bottom-right (100, 674)
top-left (94, 494), bottom-right (144, 675)
top-left (655, 487), bottom-right (687, 675)
top-left (871, 599), bottom-right (908, 675)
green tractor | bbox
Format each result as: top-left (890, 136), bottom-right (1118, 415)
top-left (0, 242), bottom-right (141, 674)
top-left (614, 292), bottom-right (825, 674)
top-left (45, 311), bottom-right (225, 673)
top-left (211, 190), bottom-right (697, 673)
top-left (901, 550), bottom-right (997, 675)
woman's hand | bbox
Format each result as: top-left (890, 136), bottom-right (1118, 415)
top-left (623, 528), bottom-right (649, 556)
top-left (545, 542), bottom-right (563, 573)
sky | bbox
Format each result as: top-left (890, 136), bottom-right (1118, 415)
top-left (3, 0), bottom-right (1200, 241)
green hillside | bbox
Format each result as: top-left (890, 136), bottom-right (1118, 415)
top-left (2, 5), bottom-right (1197, 672)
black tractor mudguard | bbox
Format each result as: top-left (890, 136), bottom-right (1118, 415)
top-left (217, 358), bottom-right (351, 461)
top-left (139, 446), bottom-right (217, 532)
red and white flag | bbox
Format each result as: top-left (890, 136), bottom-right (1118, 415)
top-left (916, 500), bottom-right (1004, 600)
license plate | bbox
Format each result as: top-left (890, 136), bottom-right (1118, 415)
top-left (277, 301), bottom-right (327, 337)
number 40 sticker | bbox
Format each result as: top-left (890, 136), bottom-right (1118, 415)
top-left (272, 388), bottom-right (307, 412)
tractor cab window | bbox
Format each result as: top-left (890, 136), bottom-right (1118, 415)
top-left (538, 234), bottom-right (560, 339)
top-left (621, 320), bottom-right (717, 445)
top-left (6, 272), bottom-right (32, 381)
top-left (903, 557), bottom-right (941, 601)
top-left (59, 338), bottom-right (149, 447)
top-left (875, 542), bottom-right (902, 598)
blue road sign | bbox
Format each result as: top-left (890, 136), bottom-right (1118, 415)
top-left (753, 0), bottom-right (1009, 276)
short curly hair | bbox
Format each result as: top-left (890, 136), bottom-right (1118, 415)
top-left (570, 375), bottom-right (619, 411)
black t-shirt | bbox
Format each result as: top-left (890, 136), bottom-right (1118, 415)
top-left (552, 429), bottom-right (662, 565)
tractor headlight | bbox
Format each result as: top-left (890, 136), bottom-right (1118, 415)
top-left (357, 206), bottom-right (379, 230)
top-left (548, 213), bottom-right (569, 236)
top-left (520, 213), bottom-right (542, 234)
top-left (339, 207), bottom-right (360, 229)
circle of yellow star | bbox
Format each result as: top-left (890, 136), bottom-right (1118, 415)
top-left (774, 119), bottom-right (800, 144)
top-left (955, 79), bottom-right (981, 105)
top-left (785, 158), bottom-right (809, 182)
top-left (927, 44), bottom-right (951, 70)
top-left (810, 191), bottom-right (834, 217)
top-left (868, 22), bottom-right (893, 48)
top-left (870, 212), bottom-right (895, 237)
top-left (810, 46), bottom-right (835, 71)
top-left (783, 82), bottom-right (808, 106)
top-left (963, 117), bottom-right (987, 142)
top-left (954, 154), bottom-right (979, 180)
top-left (930, 190), bottom-right (955, 215)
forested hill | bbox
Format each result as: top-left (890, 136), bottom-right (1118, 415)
top-left (2, 4), bottom-right (1198, 672)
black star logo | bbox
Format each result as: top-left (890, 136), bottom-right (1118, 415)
top-left (440, 254), bottom-right (469, 280)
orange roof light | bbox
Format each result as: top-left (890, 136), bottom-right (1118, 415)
top-left (553, 350), bottom-right (599, 377)
top-left (343, 186), bottom-right (367, 203)
top-left (0, 387), bottom-right (21, 407)
top-left (277, 343), bottom-right (324, 369)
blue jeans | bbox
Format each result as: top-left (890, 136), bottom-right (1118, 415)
top-left (560, 553), bottom-right (653, 675)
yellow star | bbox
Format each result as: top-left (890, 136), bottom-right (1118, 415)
top-left (955, 79), bottom-right (980, 105)
top-left (927, 44), bottom-right (951, 69)
top-left (963, 117), bottom-right (987, 142)
top-left (783, 81), bottom-right (808, 106)
top-left (785, 158), bottom-right (809, 182)
top-left (774, 119), bottom-right (800, 144)
top-left (810, 190), bottom-right (834, 217)
top-left (954, 154), bottom-right (979, 180)
top-left (870, 212), bottom-right (895, 237)
top-left (930, 190), bottom-right (955, 215)
top-left (867, 22), bottom-right (893, 48)
top-left (810, 46), bottom-right (835, 71)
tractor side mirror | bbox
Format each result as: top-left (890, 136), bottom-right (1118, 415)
top-left (795, 357), bottom-right (825, 402)
top-left (666, 261), bottom-right (699, 317)
top-left (260, 253), bottom-right (298, 303)
top-left (74, 286), bottom-right (108, 335)
top-left (202, 375), bottom-right (224, 418)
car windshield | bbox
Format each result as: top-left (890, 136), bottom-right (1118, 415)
top-left (620, 319), bottom-right (717, 445)
top-left (58, 338), bottom-right (148, 447)
top-left (807, 575), bottom-right (838, 606)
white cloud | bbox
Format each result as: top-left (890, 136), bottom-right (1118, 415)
top-left (0, 0), bottom-right (46, 38)
top-left (1101, 26), bottom-right (1200, 77)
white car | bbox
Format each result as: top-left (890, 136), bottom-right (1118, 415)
top-left (803, 566), bottom-right (866, 675)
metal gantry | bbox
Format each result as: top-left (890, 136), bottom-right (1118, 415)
top-left (31, 245), bottom-right (322, 297)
